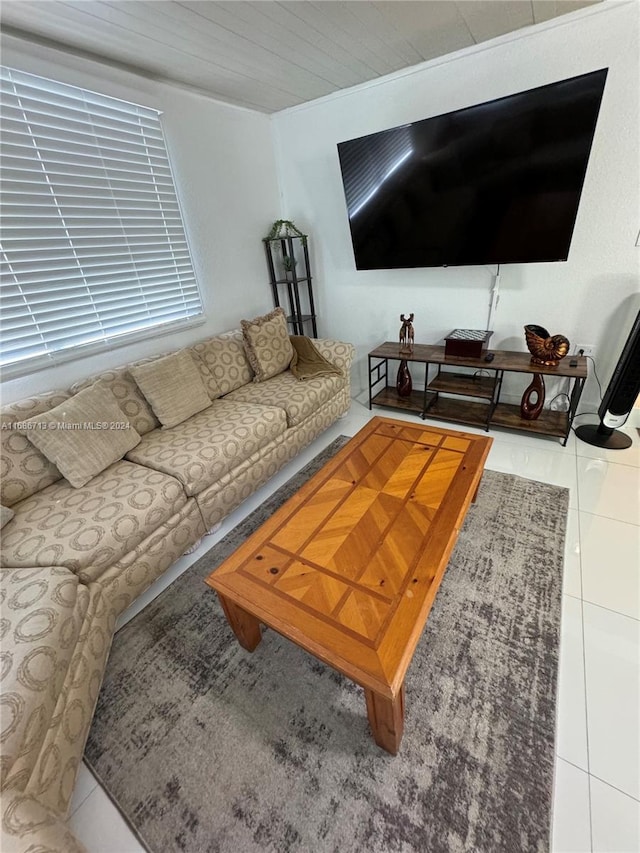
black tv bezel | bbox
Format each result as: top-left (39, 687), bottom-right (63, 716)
top-left (336, 68), bottom-right (609, 270)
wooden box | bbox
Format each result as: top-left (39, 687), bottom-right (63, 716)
top-left (444, 329), bottom-right (493, 359)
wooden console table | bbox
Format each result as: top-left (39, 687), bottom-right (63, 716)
top-left (368, 342), bottom-right (588, 445)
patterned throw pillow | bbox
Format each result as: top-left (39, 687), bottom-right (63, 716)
top-left (189, 329), bottom-right (254, 398)
top-left (241, 307), bottom-right (294, 382)
top-left (130, 349), bottom-right (211, 428)
top-left (17, 385), bottom-right (141, 488)
top-left (0, 505), bottom-right (14, 528)
top-left (70, 368), bottom-right (160, 435)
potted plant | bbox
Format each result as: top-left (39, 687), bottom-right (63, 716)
top-left (282, 254), bottom-right (297, 280)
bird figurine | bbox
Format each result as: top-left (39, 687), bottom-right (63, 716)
top-left (524, 325), bottom-right (570, 366)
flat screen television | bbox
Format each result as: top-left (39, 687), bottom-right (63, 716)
top-left (337, 69), bottom-right (608, 269)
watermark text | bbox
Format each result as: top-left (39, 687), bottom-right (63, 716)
top-left (2, 421), bottom-right (131, 431)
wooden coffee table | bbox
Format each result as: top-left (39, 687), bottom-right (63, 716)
top-left (206, 416), bottom-right (492, 754)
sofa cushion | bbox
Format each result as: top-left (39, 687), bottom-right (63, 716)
top-left (16, 385), bottom-right (141, 489)
top-left (223, 370), bottom-right (347, 427)
top-left (0, 566), bottom-right (88, 793)
top-left (1, 505), bottom-right (14, 528)
top-left (130, 350), bottom-right (211, 429)
top-left (125, 399), bottom-right (288, 496)
top-left (241, 308), bottom-right (294, 382)
top-left (189, 329), bottom-right (254, 398)
top-left (0, 461), bottom-right (187, 577)
top-left (70, 368), bottom-right (160, 436)
top-left (1, 392), bottom-right (69, 507)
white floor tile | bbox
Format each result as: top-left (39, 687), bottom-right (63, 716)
top-left (490, 423), bottom-right (577, 454)
top-left (579, 513), bottom-right (640, 620)
top-left (69, 785), bottom-right (145, 852)
top-left (556, 596), bottom-right (589, 771)
top-left (577, 458), bottom-right (640, 526)
top-left (552, 758), bottom-right (592, 853)
top-left (575, 420), bottom-right (640, 469)
top-left (590, 776), bottom-right (640, 853)
top-left (583, 602), bottom-right (640, 801)
top-left (564, 509), bottom-right (583, 599)
top-left (68, 761), bottom-right (98, 817)
top-left (484, 440), bottom-right (579, 507)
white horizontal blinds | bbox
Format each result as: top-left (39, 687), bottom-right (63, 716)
top-left (340, 125), bottom-right (413, 219)
top-left (0, 66), bottom-right (203, 373)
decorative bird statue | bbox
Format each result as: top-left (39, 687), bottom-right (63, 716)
top-left (524, 325), bottom-right (570, 366)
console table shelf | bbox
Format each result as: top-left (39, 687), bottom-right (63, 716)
top-left (371, 387), bottom-right (434, 415)
top-left (422, 397), bottom-right (494, 429)
top-left (368, 342), bottom-right (587, 445)
top-left (428, 371), bottom-right (496, 399)
top-left (491, 403), bottom-right (569, 437)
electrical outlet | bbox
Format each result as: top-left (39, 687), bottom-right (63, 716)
top-left (574, 343), bottom-right (595, 358)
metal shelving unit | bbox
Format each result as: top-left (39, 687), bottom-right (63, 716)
top-left (368, 341), bottom-right (588, 445)
top-left (264, 228), bottom-right (317, 337)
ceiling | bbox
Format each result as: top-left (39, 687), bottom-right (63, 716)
top-left (1, 1), bottom-right (601, 113)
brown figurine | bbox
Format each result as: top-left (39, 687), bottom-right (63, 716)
top-left (399, 313), bottom-right (414, 354)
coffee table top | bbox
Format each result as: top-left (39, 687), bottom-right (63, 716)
top-left (206, 416), bottom-right (492, 698)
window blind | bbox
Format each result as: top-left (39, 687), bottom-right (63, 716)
top-left (0, 66), bottom-right (204, 377)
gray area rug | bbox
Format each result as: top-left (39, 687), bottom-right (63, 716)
top-left (85, 436), bottom-right (569, 853)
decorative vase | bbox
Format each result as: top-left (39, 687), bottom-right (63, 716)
top-left (396, 360), bottom-right (412, 398)
top-left (520, 372), bottom-right (546, 420)
top-left (524, 325), bottom-right (570, 366)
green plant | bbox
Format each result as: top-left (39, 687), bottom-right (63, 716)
top-left (264, 219), bottom-right (307, 246)
top-left (282, 254), bottom-right (297, 272)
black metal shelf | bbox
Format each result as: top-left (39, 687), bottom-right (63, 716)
top-left (264, 232), bottom-right (317, 337)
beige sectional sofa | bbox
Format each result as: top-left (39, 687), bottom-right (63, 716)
top-left (0, 318), bottom-right (354, 852)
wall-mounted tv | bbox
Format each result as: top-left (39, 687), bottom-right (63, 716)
top-left (337, 69), bottom-right (608, 269)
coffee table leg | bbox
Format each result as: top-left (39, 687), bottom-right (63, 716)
top-left (217, 593), bottom-right (262, 652)
top-left (364, 683), bottom-right (405, 755)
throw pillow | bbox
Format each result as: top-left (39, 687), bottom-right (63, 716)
top-left (241, 307), bottom-right (294, 382)
top-left (16, 385), bottom-right (141, 489)
top-left (1, 505), bottom-right (14, 528)
top-left (130, 349), bottom-right (211, 428)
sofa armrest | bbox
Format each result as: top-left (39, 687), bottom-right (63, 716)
top-left (311, 339), bottom-right (355, 373)
top-left (1, 791), bottom-right (87, 853)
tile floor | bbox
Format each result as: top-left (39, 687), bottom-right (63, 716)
top-left (68, 399), bottom-right (640, 853)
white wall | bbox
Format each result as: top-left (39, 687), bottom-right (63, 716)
top-left (271, 1), bottom-right (640, 407)
top-left (1, 34), bottom-right (281, 403)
